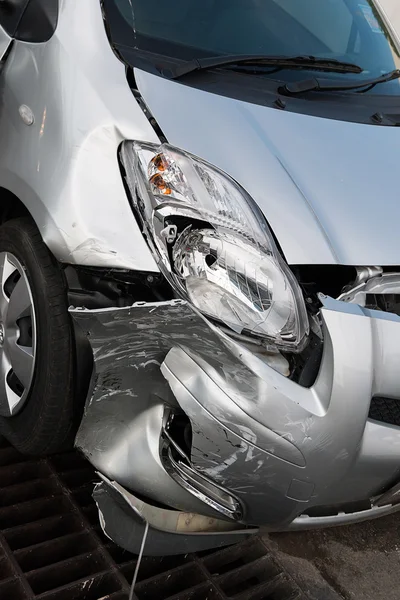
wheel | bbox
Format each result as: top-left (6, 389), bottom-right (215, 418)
top-left (0, 217), bottom-right (75, 455)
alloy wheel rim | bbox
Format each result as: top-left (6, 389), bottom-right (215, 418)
top-left (0, 252), bottom-right (36, 416)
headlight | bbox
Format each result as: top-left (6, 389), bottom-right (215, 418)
top-left (121, 141), bottom-right (309, 351)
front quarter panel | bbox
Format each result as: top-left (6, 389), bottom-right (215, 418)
top-left (0, 24), bottom-right (11, 60)
top-left (0, 0), bottom-right (159, 271)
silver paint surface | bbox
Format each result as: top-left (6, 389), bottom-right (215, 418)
top-left (0, 1), bottom-right (398, 269)
top-left (0, 0), bottom-right (158, 271)
top-left (72, 299), bottom-right (303, 520)
top-left (135, 66), bottom-right (400, 266)
top-left (1, 0), bottom-right (399, 538)
top-left (72, 295), bottom-right (400, 528)
top-left (0, 24), bottom-right (10, 62)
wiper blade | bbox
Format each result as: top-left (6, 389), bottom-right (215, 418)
top-left (282, 69), bottom-right (400, 94)
top-left (165, 54), bottom-right (363, 80)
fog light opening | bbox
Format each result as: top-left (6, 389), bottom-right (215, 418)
top-left (161, 409), bottom-right (243, 521)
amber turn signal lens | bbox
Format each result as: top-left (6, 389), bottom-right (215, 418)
top-left (150, 153), bottom-right (169, 172)
top-left (149, 173), bottom-right (172, 195)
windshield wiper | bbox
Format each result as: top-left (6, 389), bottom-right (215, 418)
top-left (282, 69), bottom-right (400, 94)
top-left (166, 54), bottom-right (363, 80)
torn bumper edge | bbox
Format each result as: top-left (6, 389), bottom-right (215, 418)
top-left (93, 475), bottom-right (256, 556)
top-left (70, 296), bottom-right (400, 533)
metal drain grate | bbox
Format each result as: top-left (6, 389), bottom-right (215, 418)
top-left (0, 438), bottom-right (304, 600)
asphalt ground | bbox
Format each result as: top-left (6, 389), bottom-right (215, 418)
top-left (269, 513), bottom-right (400, 600)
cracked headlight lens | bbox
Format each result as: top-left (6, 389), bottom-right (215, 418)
top-left (121, 141), bottom-right (309, 351)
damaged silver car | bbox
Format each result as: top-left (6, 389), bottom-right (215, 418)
top-left (0, 0), bottom-right (400, 555)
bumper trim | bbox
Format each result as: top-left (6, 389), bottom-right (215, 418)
top-left (94, 475), bottom-right (257, 556)
top-left (374, 481), bottom-right (400, 507)
top-left (161, 410), bottom-right (243, 520)
top-left (282, 502), bottom-right (400, 531)
top-left (162, 444), bottom-right (243, 520)
top-left (72, 297), bottom-right (400, 530)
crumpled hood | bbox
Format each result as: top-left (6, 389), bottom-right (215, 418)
top-left (136, 69), bottom-right (400, 266)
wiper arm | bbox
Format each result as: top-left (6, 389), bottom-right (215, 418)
top-left (282, 69), bottom-right (400, 94)
top-left (165, 54), bottom-right (363, 80)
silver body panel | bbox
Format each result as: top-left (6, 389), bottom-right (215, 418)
top-left (0, 25), bottom-right (11, 61)
top-left (0, 0), bottom-right (398, 268)
top-left (72, 295), bottom-right (400, 528)
top-left (135, 67), bottom-right (400, 266)
top-left (0, 0), bottom-right (158, 272)
top-left (1, 0), bottom-right (400, 542)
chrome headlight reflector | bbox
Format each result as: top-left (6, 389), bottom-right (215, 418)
top-left (121, 141), bottom-right (309, 351)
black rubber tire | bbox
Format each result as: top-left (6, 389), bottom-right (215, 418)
top-left (0, 217), bottom-right (75, 455)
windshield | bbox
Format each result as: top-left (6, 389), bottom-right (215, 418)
top-left (109, 0), bottom-right (400, 94)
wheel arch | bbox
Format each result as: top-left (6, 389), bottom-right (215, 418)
top-left (0, 197), bottom-right (93, 438)
top-left (0, 180), bottom-right (70, 263)
top-left (0, 188), bottom-right (31, 225)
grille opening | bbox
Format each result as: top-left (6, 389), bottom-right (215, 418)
top-left (369, 396), bottom-right (400, 427)
top-left (365, 293), bottom-right (400, 317)
top-left (293, 265), bottom-right (356, 301)
top-left (165, 411), bottom-right (193, 459)
top-left (163, 410), bottom-right (242, 520)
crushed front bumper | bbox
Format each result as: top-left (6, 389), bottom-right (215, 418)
top-left (93, 475), bottom-right (256, 556)
top-left (71, 295), bottom-right (400, 541)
